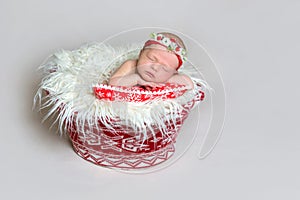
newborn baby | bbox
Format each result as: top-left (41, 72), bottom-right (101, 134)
top-left (109, 32), bottom-right (194, 90)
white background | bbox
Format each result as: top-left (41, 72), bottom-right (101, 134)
top-left (1, 0), bottom-right (299, 199)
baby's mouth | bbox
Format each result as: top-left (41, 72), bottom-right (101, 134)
top-left (145, 71), bottom-right (154, 78)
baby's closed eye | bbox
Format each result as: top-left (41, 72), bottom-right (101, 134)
top-left (162, 65), bottom-right (170, 72)
top-left (147, 55), bottom-right (156, 62)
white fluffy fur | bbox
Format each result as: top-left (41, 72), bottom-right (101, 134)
top-left (34, 42), bottom-right (208, 139)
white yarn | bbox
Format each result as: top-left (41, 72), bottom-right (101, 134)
top-left (33, 42), bottom-right (207, 140)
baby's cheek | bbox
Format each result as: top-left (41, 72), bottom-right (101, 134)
top-left (157, 73), bottom-right (172, 83)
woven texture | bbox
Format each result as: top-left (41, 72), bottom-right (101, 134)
top-left (68, 91), bottom-right (202, 169)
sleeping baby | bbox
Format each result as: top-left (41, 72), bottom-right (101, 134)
top-left (109, 32), bottom-right (194, 90)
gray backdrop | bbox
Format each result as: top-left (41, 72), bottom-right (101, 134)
top-left (1, 0), bottom-right (299, 199)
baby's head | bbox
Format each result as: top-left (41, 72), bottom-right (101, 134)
top-left (137, 32), bottom-right (187, 83)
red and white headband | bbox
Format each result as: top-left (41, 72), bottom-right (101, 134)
top-left (143, 33), bottom-right (187, 69)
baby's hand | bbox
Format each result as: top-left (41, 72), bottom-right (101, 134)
top-left (137, 79), bottom-right (164, 90)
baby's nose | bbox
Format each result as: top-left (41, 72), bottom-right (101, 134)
top-left (151, 64), bottom-right (159, 71)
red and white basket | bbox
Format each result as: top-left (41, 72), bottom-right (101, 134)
top-left (34, 43), bottom-right (206, 170)
top-left (68, 85), bottom-right (204, 169)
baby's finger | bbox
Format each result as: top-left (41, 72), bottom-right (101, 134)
top-left (150, 83), bottom-right (160, 88)
top-left (155, 83), bottom-right (165, 88)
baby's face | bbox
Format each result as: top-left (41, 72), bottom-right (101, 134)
top-left (136, 47), bottom-right (179, 83)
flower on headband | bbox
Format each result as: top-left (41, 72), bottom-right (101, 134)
top-left (149, 32), bottom-right (187, 62)
top-left (162, 37), bottom-right (171, 46)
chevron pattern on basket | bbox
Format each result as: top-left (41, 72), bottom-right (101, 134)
top-left (71, 141), bottom-right (175, 169)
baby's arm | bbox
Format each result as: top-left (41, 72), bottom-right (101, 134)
top-left (108, 60), bottom-right (139, 86)
top-left (109, 60), bottom-right (160, 87)
top-left (167, 74), bottom-right (194, 89)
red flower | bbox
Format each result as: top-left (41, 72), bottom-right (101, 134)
top-left (175, 46), bottom-right (180, 52)
top-left (157, 36), bottom-right (162, 40)
top-left (170, 38), bottom-right (176, 43)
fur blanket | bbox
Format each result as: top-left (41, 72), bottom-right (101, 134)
top-left (34, 42), bottom-right (208, 139)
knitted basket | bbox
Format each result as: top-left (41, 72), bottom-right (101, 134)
top-left (34, 43), bottom-right (206, 169)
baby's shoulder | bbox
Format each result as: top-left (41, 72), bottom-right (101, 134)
top-left (119, 59), bottom-right (138, 72)
top-left (117, 59), bottom-right (137, 74)
top-left (122, 59), bottom-right (137, 67)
